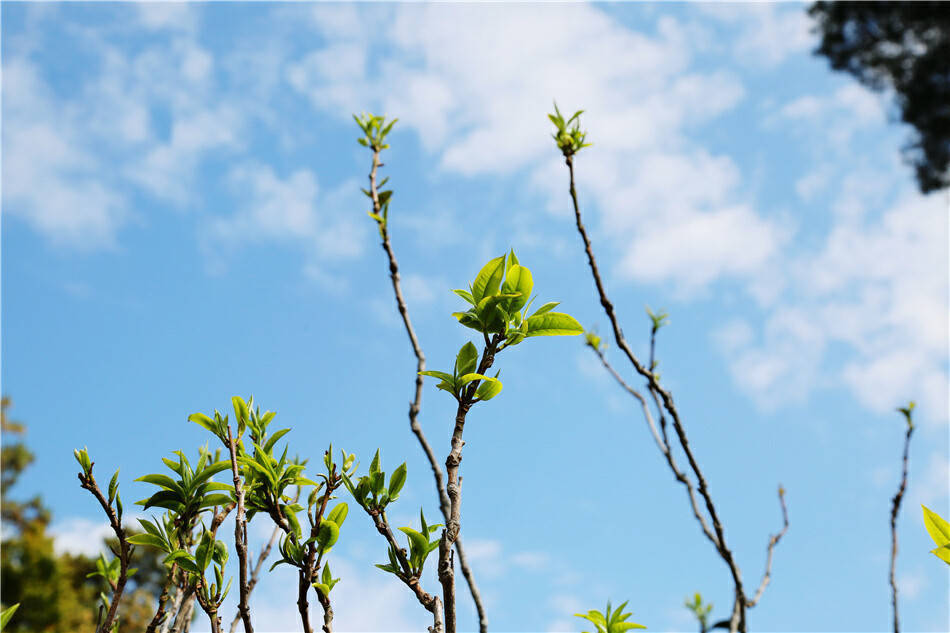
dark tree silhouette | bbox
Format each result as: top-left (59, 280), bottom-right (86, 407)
top-left (809, 2), bottom-right (950, 193)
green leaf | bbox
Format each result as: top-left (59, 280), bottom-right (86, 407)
top-left (317, 520), bottom-right (340, 551)
top-left (922, 505), bottom-right (950, 565)
top-left (476, 293), bottom-right (519, 327)
top-left (232, 396), bottom-right (249, 426)
top-left (923, 505), bottom-right (950, 546)
top-left (199, 494), bottom-right (234, 509)
top-left (475, 378), bottom-right (503, 401)
top-left (1, 603), bottom-right (20, 631)
top-left (506, 249), bottom-right (520, 271)
top-left (213, 540), bottom-right (228, 566)
top-left (127, 533), bottom-right (168, 551)
top-left (263, 428), bottom-right (292, 455)
top-left (107, 470), bottom-right (120, 504)
top-left (188, 412), bottom-right (217, 434)
top-left (455, 342), bottom-right (479, 378)
top-left (453, 289), bottom-right (475, 305)
top-left (502, 264), bottom-right (533, 312)
top-left (419, 370), bottom-right (455, 383)
top-left (530, 301), bottom-right (560, 317)
top-left (313, 583), bottom-right (331, 597)
top-left (369, 449), bottom-right (380, 479)
top-left (525, 312), bottom-right (584, 337)
top-left (458, 373), bottom-right (492, 386)
top-left (398, 527), bottom-right (429, 561)
top-left (326, 502), bottom-right (348, 528)
top-left (388, 463), bottom-right (407, 499)
top-left (471, 256), bottom-right (506, 304)
top-left (135, 474), bottom-right (184, 495)
top-left (138, 490), bottom-right (184, 512)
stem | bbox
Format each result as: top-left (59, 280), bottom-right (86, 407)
top-left (146, 564), bottom-right (178, 633)
top-left (890, 424), bottom-right (914, 633)
top-left (77, 464), bottom-right (132, 633)
top-left (565, 154), bottom-right (776, 633)
top-left (438, 339), bottom-right (499, 633)
top-left (226, 426), bottom-right (254, 633)
top-left (229, 488), bottom-right (297, 633)
top-left (747, 486), bottom-right (790, 608)
top-left (368, 143), bottom-right (487, 631)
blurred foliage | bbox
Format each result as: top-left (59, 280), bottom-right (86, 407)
top-left (0, 397), bottom-right (165, 632)
top-left (810, 1), bottom-right (950, 192)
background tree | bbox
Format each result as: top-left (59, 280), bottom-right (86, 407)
top-left (1, 398), bottom-right (165, 633)
top-left (808, 1), bottom-right (950, 192)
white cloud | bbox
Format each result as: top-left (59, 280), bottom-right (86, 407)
top-left (2, 58), bottom-right (130, 249)
top-left (205, 164), bottom-right (365, 274)
top-left (719, 193), bottom-right (949, 423)
top-left (773, 84), bottom-right (886, 152)
top-left (50, 517), bottom-right (115, 557)
top-left (289, 4), bottom-right (783, 293)
top-left (698, 3), bottom-right (813, 68)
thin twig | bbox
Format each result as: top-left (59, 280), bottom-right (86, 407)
top-left (565, 153), bottom-right (772, 632)
top-left (146, 565), bottom-right (177, 633)
top-left (592, 347), bottom-right (718, 546)
top-left (78, 464), bottom-right (132, 633)
top-left (747, 486), bottom-right (789, 608)
top-left (368, 140), bottom-right (487, 631)
top-left (890, 423), bottom-right (914, 633)
top-left (226, 426), bottom-right (254, 633)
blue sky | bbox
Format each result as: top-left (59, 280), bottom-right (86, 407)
top-left (2, 2), bottom-right (948, 631)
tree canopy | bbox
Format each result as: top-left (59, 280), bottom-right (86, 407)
top-left (809, 1), bottom-right (950, 193)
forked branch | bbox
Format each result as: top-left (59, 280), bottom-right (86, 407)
top-left (359, 113), bottom-right (487, 632)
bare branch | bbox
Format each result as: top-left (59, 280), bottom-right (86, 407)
top-left (564, 153), bottom-right (784, 632)
top-left (747, 486), bottom-right (790, 608)
top-left (890, 421), bottom-right (914, 633)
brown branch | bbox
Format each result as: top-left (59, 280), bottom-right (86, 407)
top-left (77, 464), bottom-right (132, 633)
top-left (368, 141), bottom-right (487, 631)
top-left (438, 339), bottom-right (499, 633)
top-left (370, 510), bottom-right (444, 632)
top-left (226, 427), bottom-right (254, 633)
top-left (565, 154), bottom-right (782, 632)
top-left (747, 486), bottom-right (790, 608)
top-left (890, 423), bottom-right (914, 633)
top-left (229, 490), bottom-right (298, 633)
top-left (146, 564), bottom-right (178, 633)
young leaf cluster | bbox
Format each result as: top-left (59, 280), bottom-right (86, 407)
top-left (135, 448), bottom-right (233, 523)
top-left (450, 250), bottom-right (583, 345)
top-left (684, 592), bottom-right (713, 633)
top-left (420, 341), bottom-right (503, 403)
top-left (354, 112), bottom-right (397, 152)
top-left (549, 102), bottom-right (591, 158)
top-left (355, 113), bottom-right (397, 230)
top-left (575, 600), bottom-right (646, 633)
top-left (343, 449), bottom-right (406, 513)
top-left (378, 509), bottom-right (442, 578)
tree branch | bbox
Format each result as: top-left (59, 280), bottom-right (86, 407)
top-left (369, 510), bottom-right (444, 632)
top-left (226, 426), bottom-right (254, 633)
top-left (367, 139), bottom-right (487, 632)
top-left (564, 153), bottom-right (784, 632)
top-left (747, 486), bottom-right (789, 608)
top-left (77, 463), bottom-right (132, 633)
top-left (890, 422), bottom-right (914, 633)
